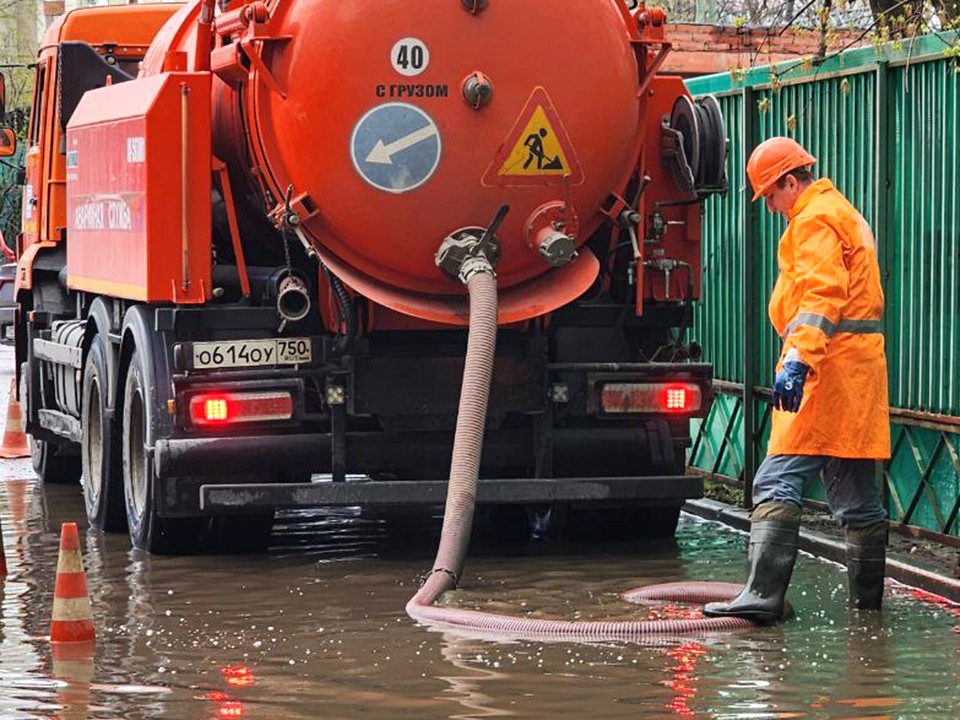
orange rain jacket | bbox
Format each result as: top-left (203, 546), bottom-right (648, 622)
top-left (767, 179), bottom-right (890, 459)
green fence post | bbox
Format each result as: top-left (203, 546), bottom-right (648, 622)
top-left (742, 84), bottom-right (761, 509)
top-left (875, 59), bottom-right (892, 507)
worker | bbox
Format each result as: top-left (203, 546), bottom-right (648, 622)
top-left (703, 137), bottom-right (890, 624)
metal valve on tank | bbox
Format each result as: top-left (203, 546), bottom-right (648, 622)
top-left (524, 202), bottom-right (579, 268)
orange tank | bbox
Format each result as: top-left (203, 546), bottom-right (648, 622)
top-left (142, 0), bottom-right (678, 324)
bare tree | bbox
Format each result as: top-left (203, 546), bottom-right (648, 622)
top-left (0, 0), bottom-right (35, 245)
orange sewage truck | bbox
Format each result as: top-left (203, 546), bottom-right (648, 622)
top-left (0, 0), bottom-right (726, 553)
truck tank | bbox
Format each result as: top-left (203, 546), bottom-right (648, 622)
top-left (140, 0), bottom-right (698, 324)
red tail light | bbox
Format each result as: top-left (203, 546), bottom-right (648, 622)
top-left (189, 391), bottom-right (294, 426)
top-left (601, 383), bottom-right (702, 414)
top-left (665, 386), bottom-right (692, 411)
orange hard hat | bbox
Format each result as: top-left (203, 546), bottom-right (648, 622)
top-left (747, 137), bottom-right (817, 201)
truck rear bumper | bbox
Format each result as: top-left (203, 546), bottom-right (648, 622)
top-left (153, 426), bottom-right (676, 479)
top-left (198, 476), bottom-right (702, 511)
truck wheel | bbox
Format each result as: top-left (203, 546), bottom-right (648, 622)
top-left (81, 336), bottom-right (126, 532)
top-left (20, 365), bottom-right (81, 485)
top-left (122, 349), bottom-right (201, 554)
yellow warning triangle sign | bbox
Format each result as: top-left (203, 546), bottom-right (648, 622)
top-left (482, 87), bottom-right (584, 187)
top-left (497, 106), bottom-right (571, 176)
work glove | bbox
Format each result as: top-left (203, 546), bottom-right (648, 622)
top-left (773, 360), bottom-right (810, 413)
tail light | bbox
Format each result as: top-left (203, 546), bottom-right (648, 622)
top-left (601, 383), bottom-right (702, 414)
top-left (189, 391), bottom-right (294, 426)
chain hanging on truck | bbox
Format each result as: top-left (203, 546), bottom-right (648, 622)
top-left (269, 185), bottom-right (312, 332)
top-left (661, 95), bottom-right (727, 198)
top-left (274, 186), bottom-right (357, 352)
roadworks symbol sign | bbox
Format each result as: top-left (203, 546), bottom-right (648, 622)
top-left (482, 87), bottom-right (584, 187)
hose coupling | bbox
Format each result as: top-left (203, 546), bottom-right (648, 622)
top-left (436, 205), bottom-right (509, 284)
top-left (524, 201), bottom-right (579, 268)
top-left (276, 273), bottom-right (312, 323)
top-left (534, 229), bottom-right (577, 267)
top-left (458, 254), bottom-right (495, 284)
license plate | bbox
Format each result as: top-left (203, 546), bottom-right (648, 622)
top-left (192, 338), bottom-right (312, 369)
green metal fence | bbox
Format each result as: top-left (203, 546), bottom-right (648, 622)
top-left (687, 33), bottom-right (960, 541)
top-left (0, 138), bottom-right (23, 246)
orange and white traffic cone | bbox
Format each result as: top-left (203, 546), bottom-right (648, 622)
top-left (50, 522), bottom-right (95, 643)
top-left (0, 378), bottom-right (30, 459)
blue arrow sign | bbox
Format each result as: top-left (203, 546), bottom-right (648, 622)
top-left (349, 103), bottom-right (442, 194)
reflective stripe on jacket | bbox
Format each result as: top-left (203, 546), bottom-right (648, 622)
top-left (767, 179), bottom-right (891, 459)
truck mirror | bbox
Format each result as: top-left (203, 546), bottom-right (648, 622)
top-left (0, 73), bottom-right (5, 122)
top-left (0, 128), bottom-right (14, 158)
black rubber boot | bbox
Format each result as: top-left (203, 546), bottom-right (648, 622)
top-left (703, 502), bottom-right (801, 624)
top-left (845, 521), bottom-right (886, 610)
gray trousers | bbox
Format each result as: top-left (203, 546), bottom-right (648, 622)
top-left (752, 454), bottom-right (887, 529)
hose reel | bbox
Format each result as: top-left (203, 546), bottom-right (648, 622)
top-left (661, 94), bottom-right (727, 198)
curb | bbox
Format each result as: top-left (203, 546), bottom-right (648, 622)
top-left (684, 498), bottom-right (960, 604)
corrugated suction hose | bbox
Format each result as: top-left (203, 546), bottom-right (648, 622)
top-left (406, 270), bottom-right (754, 640)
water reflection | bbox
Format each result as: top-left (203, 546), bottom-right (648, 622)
top-left (437, 633), bottom-right (514, 719)
top-left (2, 478), bottom-right (44, 711)
top-left (206, 690), bottom-right (245, 720)
top-left (50, 642), bottom-right (94, 720)
top-left (829, 615), bottom-right (898, 719)
top-left (662, 640), bottom-right (706, 717)
top-left (2, 482), bottom-right (960, 719)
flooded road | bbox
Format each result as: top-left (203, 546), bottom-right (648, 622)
top-left (1, 476), bottom-right (959, 719)
top-left (0, 348), bottom-right (958, 719)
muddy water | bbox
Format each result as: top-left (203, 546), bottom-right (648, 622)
top-left (0, 476), bottom-right (958, 720)
top-left (0, 346), bottom-right (958, 719)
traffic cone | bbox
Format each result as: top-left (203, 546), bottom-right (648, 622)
top-left (51, 641), bottom-right (95, 720)
top-left (50, 522), bottom-right (95, 643)
top-left (0, 378), bottom-right (30, 459)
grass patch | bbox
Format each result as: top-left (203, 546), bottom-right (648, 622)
top-left (703, 479), bottom-right (745, 507)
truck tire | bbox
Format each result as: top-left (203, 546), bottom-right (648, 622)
top-left (121, 348), bottom-right (201, 554)
top-left (81, 335), bottom-right (126, 532)
top-left (20, 364), bottom-right (81, 485)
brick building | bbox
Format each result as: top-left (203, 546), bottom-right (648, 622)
top-left (663, 23), bottom-right (870, 77)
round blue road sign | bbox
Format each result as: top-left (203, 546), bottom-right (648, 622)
top-left (349, 103), bottom-right (442, 194)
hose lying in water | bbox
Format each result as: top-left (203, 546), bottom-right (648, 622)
top-left (405, 269), bottom-right (755, 640)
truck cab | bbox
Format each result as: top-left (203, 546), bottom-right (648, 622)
top-left (7, 4), bottom-right (181, 481)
